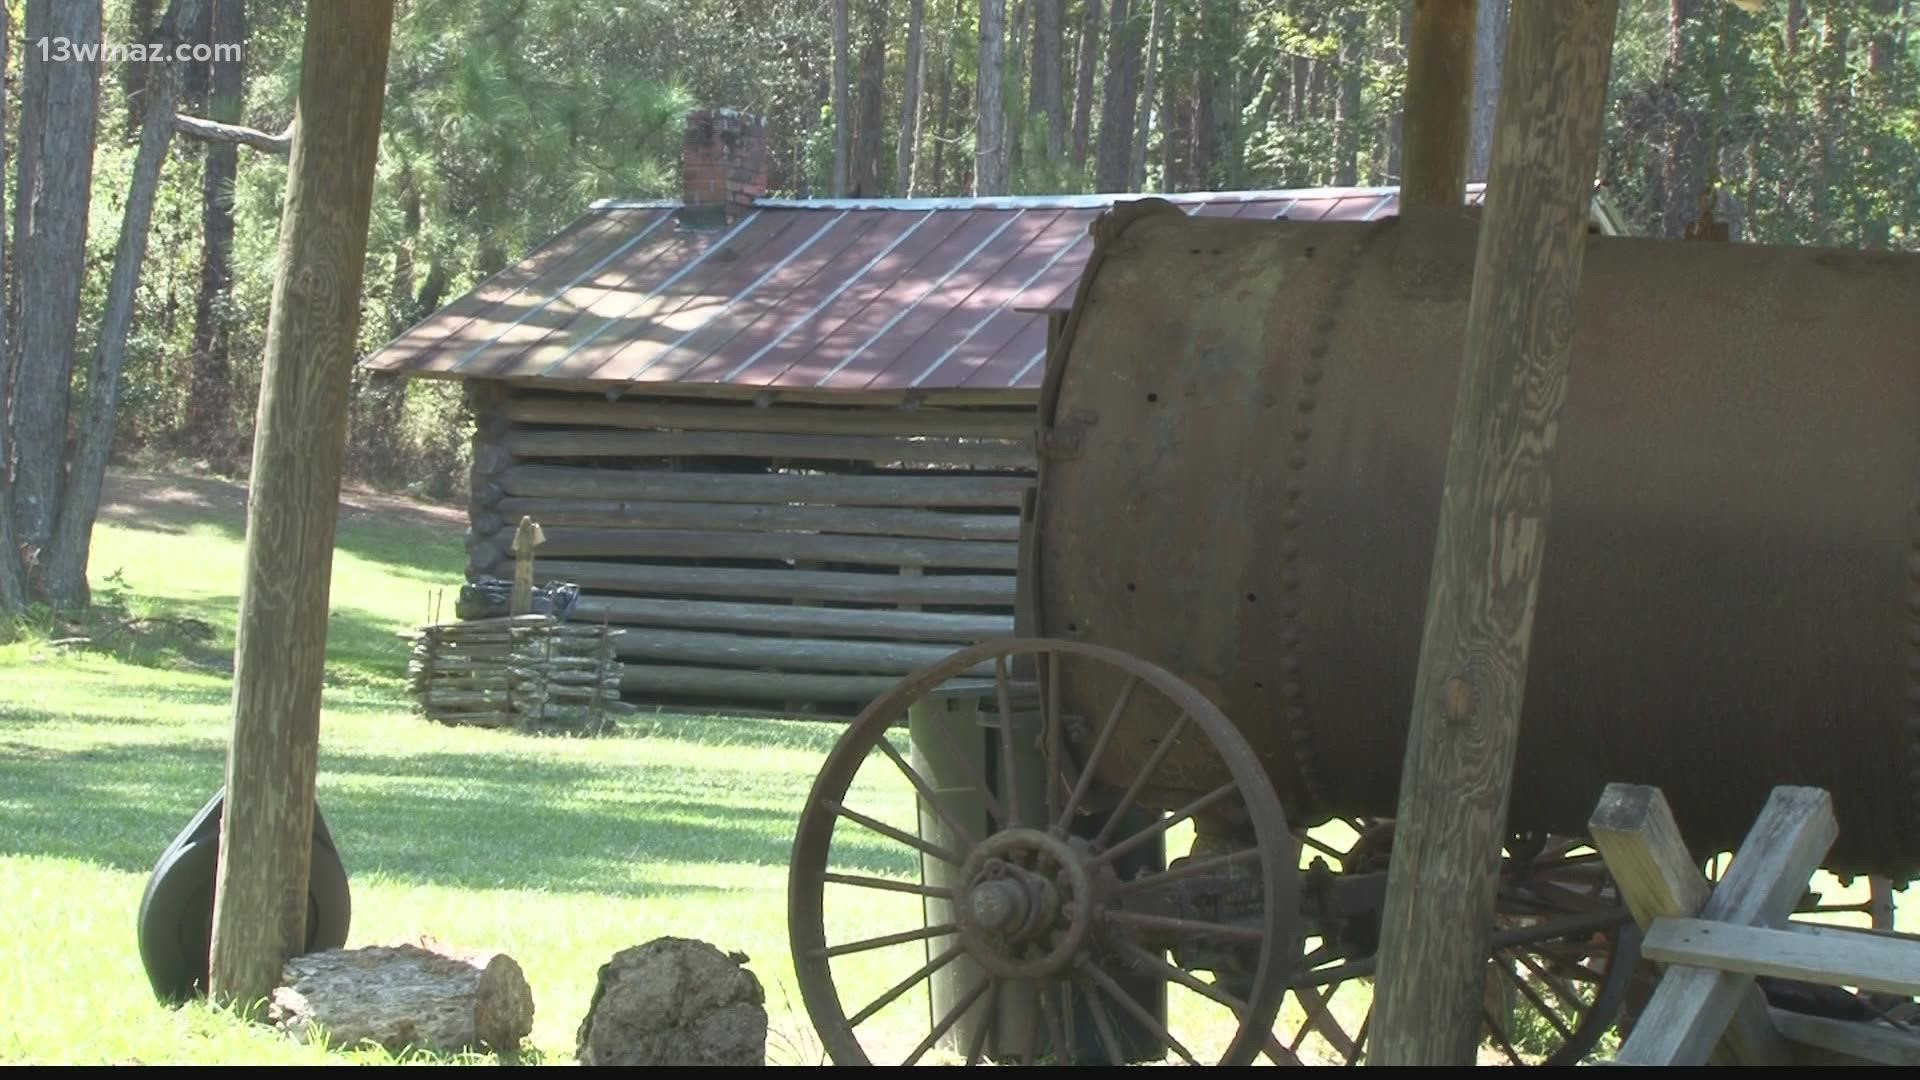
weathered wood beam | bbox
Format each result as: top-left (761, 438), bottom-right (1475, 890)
top-left (173, 113), bottom-right (293, 154)
top-left (619, 664), bottom-right (924, 701)
top-left (1642, 918), bottom-right (1920, 999)
top-left (1613, 786), bottom-right (1835, 1066)
top-left (571, 595), bottom-right (1012, 642)
top-left (611, 627), bottom-right (989, 675)
top-left (504, 524), bottom-right (1018, 569)
top-left (502, 428), bottom-right (1035, 469)
top-left (494, 496), bottom-right (1021, 541)
top-left (1366, 1), bottom-right (1618, 1065)
top-left (517, 559), bottom-right (1016, 606)
top-left (1771, 1008), bottom-right (1920, 1067)
top-left (1587, 783), bottom-right (1786, 1065)
top-left (210, 0), bottom-right (392, 1008)
top-left (504, 395), bottom-right (1037, 440)
top-left (1400, 0), bottom-right (1478, 210)
top-left (500, 463), bottom-right (1031, 508)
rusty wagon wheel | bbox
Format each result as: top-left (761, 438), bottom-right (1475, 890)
top-left (788, 637), bottom-right (1298, 1065)
top-left (1279, 826), bottom-right (1637, 1065)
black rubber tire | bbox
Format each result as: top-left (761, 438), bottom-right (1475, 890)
top-left (137, 796), bottom-right (352, 1003)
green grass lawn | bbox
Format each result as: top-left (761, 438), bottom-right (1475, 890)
top-left (0, 472), bottom-right (923, 1064)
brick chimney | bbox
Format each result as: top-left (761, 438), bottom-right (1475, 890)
top-left (680, 108), bottom-right (768, 229)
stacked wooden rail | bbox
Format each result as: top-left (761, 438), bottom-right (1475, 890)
top-left (405, 614), bottom-right (625, 734)
top-left (1589, 782), bottom-right (1920, 1066)
top-left (463, 386), bottom-right (1035, 717)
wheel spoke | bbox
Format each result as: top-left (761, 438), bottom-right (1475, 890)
top-left (1344, 1003), bottom-right (1372, 1065)
top-left (1482, 1004), bottom-right (1527, 1066)
top-left (874, 738), bottom-right (980, 851)
top-left (1091, 780), bottom-right (1236, 868)
top-left (904, 974), bottom-right (992, 1066)
top-left (1509, 946), bottom-right (1590, 1019)
top-left (830, 800), bottom-right (964, 867)
top-left (1084, 964), bottom-right (1195, 1065)
top-left (1111, 845), bottom-right (1261, 897)
top-left (820, 871), bottom-right (951, 899)
top-left (1496, 953), bottom-right (1577, 1043)
top-left (1299, 830), bottom-right (1349, 862)
top-left (1103, 908), bottom-right (1266, 944)
top-left (1293, 982), bottom-right (1358, 1060)
top-left (821, 922), bottom-right (957, 959)
top-left (1082, 979), bottom-right (1130, 1065)
top-left (963, 978), bottom-right (1003, 1066)
top-left (1019, 979), bottom-right (1044, 1066)
top-left (1044, 650), bottom-right (1066, 825)
top-left (1091, 712), bottom-right (1192, 850)
top-left (994, 654), bottom-right (1024, 828)
top-left (1041, 980), bottom-right (1070, 1065)
top-left (848, 943), bottom-right (965, 1027)
top-left (1112, 940), bottom-right (1306, 1066)
top-left (1057, 674), bottom-right (1139, 829)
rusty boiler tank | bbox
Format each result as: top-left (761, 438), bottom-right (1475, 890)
top-left (1034, 200), bottom-right (1920, 879)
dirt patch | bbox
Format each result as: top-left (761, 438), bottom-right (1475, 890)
top-left (99, 469), bottom-right (466, 532)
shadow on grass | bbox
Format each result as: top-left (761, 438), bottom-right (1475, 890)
top-left (0, 733), bottom-right (915, 896)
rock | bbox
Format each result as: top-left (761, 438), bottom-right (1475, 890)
top-left (267, 940), bottom-right (533, 1056)
top-left (575, 937), bottom-right (767, 1066)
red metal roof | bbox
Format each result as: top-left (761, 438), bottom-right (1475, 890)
top-left (363, 186), bottom-right (1481, 394)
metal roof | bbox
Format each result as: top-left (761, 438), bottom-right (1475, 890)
top-left (364, 185), bottom-right (1521, 395)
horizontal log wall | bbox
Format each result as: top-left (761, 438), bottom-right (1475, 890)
top-left (469, 387), bottom-right (1036, 717)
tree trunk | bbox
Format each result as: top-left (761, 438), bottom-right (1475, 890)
top-left (1402, 0), bottom-right (1476, 209)
top-left (854, 0), bottom-right (888, 196)
top-left (10, 0), bottom-right (103, 570)
top-left (897, 0), bottom-right (926, 195)
top-left (1093, 0), bottom-right (1141, 192)
top-left (931, 7), bottom-right (957, 195)
top-left (1660, 0), bottom-right (1705, 240)
top-left (1861, 0), bottom-right (1899, 249)
top-left (1813, 7), bottom-right (1847, 245)
top-left (40, 0), bottom-right (205, 609)
top-left (1333, 6), bottom-right (1365, 188)
top-left (181, 0), bottom-right (247, 462)
top-left (209, 0), bottom-right (393, 1008)
top-left (1199, 0), bottom-right (1239, 189)
top-left (976, 0), bottom-right (1008, 194)
top-left (125, 0), bottom-right (160, 136)
top-left (1468, 0), bottom-right (1509, 181)
top-left (1387, 3), bottom-right (1411, 185)
top-left (1031, 0), bottom-right (1065, 163)
top-left (1007, 0), bottom-right (1029, 184)
top-left (1129, 0), bottom-right (1164, 190)
top-left (1069, 0), bottom-right (1102, 175)
top-left (1779, 0), bottom-right (1803, 228)
top-left (0, 3), bottom-right (22, 612)
top-left (1368, 0), bottom-right (1618, 1063)
top-left (1289, 54), bottom-right (1308, 124)
top-left (1160, 28), bottom-right (1191, 192)
top-left (831, 0), bottom-right (850, 196)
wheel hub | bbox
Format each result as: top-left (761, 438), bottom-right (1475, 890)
top-left (955, 828), bottom-right (1095, 979)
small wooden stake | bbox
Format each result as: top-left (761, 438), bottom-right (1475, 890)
top-left (509, 516), bottom-right (545, 616)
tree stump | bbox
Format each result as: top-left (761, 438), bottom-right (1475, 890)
top-left (575, 937), bottom-right (766, 1066)
top-left (267, 941), bottom-right (533, 1055)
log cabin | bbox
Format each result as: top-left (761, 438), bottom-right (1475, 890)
top-left (361, 108), bottom-right (1625, 719)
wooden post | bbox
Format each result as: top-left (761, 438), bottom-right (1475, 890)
top-left (1400, 0), bottom-right (1478, 210)
top-left (209, 1), bottom-right (393, 1008)
top-left (1366, 1), bottom-right (1617, 1065)
top-left (509, 516), bottom-right (545, 615)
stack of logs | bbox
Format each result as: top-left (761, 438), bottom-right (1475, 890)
top-left (404, 614), bottom-right (625, 734)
